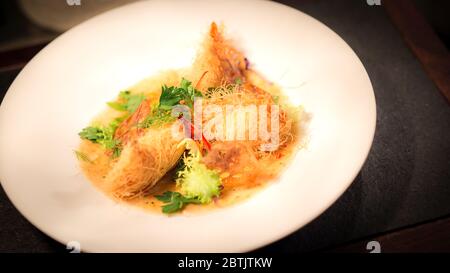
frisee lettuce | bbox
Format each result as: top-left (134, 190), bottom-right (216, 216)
top-left (154, 140), bottom-right (221, 214)
top-left (175, 142), bottom-right (221, 204)
top-left (78, 121), bottom-right (122, 158)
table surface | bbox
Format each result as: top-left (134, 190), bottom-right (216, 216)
top-left (0, 0), bottom-right (449, 253)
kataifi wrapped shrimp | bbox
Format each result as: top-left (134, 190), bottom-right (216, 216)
top-left (100, 22), bottom-right (249, 199)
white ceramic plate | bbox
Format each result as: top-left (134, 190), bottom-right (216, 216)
top-left (0, 0), bottom-right (376, 252)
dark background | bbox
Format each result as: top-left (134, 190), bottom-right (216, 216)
top-left (0, 0), bottom-right (449, 252)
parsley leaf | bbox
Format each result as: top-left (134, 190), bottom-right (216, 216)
top-left (78, 126), bottom-right (103, 141)
top-left (159, 78), bottom-right (202, 110)
top-left (139, 79), bottom-right (200, 129)
top-left (107, 91), bottom-right (146, 114)
top-left (155, 191), bottom-right (201, 214)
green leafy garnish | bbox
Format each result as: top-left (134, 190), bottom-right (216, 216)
top-left (80, 79), bottom-right (201, 156)
top-left (155, 140), bottom-right (221, 214)
top-left (78, 122), bottom-right (122, 158)
top-left (138, 107), bottom-right (176, 129)
top-left (155, 191), bottom-right (201, 214)
top-left (176, 146), bottom-right (221, 204)
top-left (107, 91), bottom-right (146, 114)
top-left (139, 78), bottom-right (200, 128)
top-left (107, 101), bottom-right (127, 112)
top-left (159, 78), bottom-right (202, 109)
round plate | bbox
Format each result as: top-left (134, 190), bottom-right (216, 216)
top-left (0, 0), bottom-right (376, 252)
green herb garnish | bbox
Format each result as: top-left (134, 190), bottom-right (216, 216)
top-left (159, 78), bottom-right (202, 109)
top-left (107, 91), bottom-right (146, 114)
top-left (138, 107), bottom-right (176, 128)
top-left (176, 149), bottom-right (221, 204)
top-left (80, 79), bottom-right (201, 155)
top-left (78, 121), bottom-right (122, 158)
top-left (155, 145), bottom-right (221, 214)
top-left (155, 191), bottom-right (201, 214)
top-left (139, 78), bottom-right (200, 128)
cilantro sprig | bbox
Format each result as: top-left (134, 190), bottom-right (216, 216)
top-left (155, 191), bottom-right (201, 214)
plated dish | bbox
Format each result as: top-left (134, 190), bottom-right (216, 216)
top-left (77, 23), bottom-right (304, 214)
top-left (0, 0), bottom-right (376, 252)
